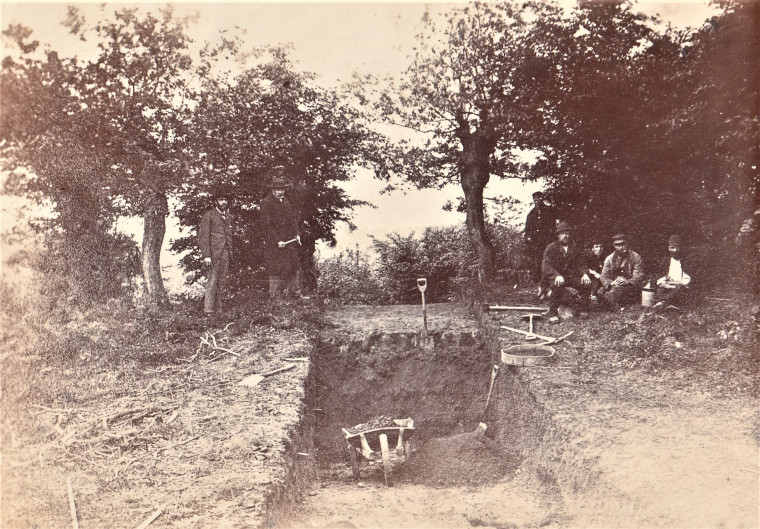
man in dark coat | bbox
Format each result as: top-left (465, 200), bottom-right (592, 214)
top-left (655, 234), bottom-right (692, 307)
top-left (524, 191), bottom-right (556, 296)
top-left (198, 189), bottom-right (234, 315)
top-left (542, 221), bottom-right (592, 323)
top-left (260, 175), bottom-right (302, 299)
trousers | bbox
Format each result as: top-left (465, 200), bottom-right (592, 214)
top-left (204, 249), bottom-right (230, 313)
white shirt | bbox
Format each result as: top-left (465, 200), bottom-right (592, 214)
top-left (657, 257), bottom-right (690, 286)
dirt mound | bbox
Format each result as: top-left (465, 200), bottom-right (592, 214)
top-left (399, 425), bottom-right (519, 487)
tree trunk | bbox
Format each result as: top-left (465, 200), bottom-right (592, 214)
top-left (141, 191), bottom-right (170, 307)
top-left (462, 172), bottom-right (495, 283)
top-left (457, 111), bottom-right (497, 283)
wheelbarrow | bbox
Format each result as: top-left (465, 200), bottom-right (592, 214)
top-left (341, 418), bottom-right (414, 486)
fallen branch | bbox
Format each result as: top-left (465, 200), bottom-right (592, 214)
top-left (67, 476), bottom-right (79, 529)
top-left (134, 503), bottom-right (167, 529)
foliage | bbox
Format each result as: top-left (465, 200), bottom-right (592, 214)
top-left (171, 50), bottom-right (399, 291)
top-left (317, 248), bottom-right (385, 304)
top-left (534, 2), bottom-right (759, 284)
top-left (318, 223), bottom-right (523, 304)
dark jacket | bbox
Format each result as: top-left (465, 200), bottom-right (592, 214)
top-left (601, 250), bottom-right (645, 288)
top-left (198, 208), bottom-right (234, 261)
top-left (586, 251), bottom-right (605, 276)
top-left (260, 194), bottom-right (301, 276)
top-left (542, 241), bottom-right (588, 284)
top-left (525, 205), bottom-right (556, 247)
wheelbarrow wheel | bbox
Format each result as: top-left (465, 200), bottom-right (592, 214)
top-left (379, 433), bottom-right (392, 487)
top-left (348, 446), bottom-right (360, 480)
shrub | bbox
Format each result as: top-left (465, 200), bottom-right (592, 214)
top-left (318, 223), bottom-right (525, 305)
top-left (317, 248), bottom-right (385, 304)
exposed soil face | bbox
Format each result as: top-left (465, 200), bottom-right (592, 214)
top-left (288, 297), bottom-right (759, 529)
top-left (3, 292), bottom-right (758, 529)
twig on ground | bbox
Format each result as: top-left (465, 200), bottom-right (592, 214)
top-left (134, 503), bottom-right (167, 529)
top-left (116, 436), bottom-right (199, 476)
top-left (66, 476), bottom-right (79, 529)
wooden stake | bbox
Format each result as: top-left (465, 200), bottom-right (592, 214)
top-left (134, 504), bottom-right (167, 529)
top-left (66, 476), bottom-right (79, 529)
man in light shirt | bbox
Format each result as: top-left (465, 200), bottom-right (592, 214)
top-left (655, 235), bottom-right (692, 307)
top-left (599, 233), bottom-right (645, 309)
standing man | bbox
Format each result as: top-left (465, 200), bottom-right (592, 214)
top-left (260, 174), bottom-right (302, 299)
top-left (198, 188), bottom-right (234, 316)
top-left (599, 233), bottom-right (645, 309)
top-left (542, 221), bottom-right (592, 323)
top-left (524, 191), bottom-right (556, 297)
top-left (655, 235), bottom-right (692, 307)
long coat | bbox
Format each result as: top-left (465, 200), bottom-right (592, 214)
top-left (260, 194), bottom-right (301, 277)
top-left (198, 208), bottom-right (234, 262)
top-left (525, 205), bottom-right (556, 249)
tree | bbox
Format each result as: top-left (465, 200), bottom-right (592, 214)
top-left (2, 7), bottom-right (200, 307)
top-left (540, 0), bottom-right (758, 279)
top-left (365, 1), bottom-right (572, 283)
top-left (172, 48), bottom-right (399, 292)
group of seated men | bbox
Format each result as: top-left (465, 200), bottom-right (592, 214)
top-left (539, 221), bottom-right (691, 324)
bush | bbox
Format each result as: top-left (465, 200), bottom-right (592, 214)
top-left (318, 223), bottom-right (525, 304)
top-left (317, 248), bottom-right (386, 304)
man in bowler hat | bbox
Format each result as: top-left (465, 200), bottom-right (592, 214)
top-left (260, 173), bottom-right (302, 299)
top-left (542, 221), bottom-right (592, 323)
top-left (198, 188), bottom-right (234, 316)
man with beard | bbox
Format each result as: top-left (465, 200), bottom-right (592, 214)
top-left (542, 221), bottom-right (592, 323)
top-left (599, 233), bottom-right (645, 309)
top-left (198, 188), bottom-right (234, 316)
top-left (655, 235), bottom-right (692, 307)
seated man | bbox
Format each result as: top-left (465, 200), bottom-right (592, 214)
top-left (586, 238), bottom-right (605, 304)
top-left (599, 233), bottom-right (645, 309)
top-left (542, 221), bottom-right (592, 323)
top-left (655, 235), bottom-right (692, 307)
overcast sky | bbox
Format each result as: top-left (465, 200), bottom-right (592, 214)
top-left (1, 1), bottom-right (718, 289)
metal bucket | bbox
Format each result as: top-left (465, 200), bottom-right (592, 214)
top-left (641, 286), bottom-right (655, 307)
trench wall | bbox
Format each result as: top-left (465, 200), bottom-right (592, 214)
top-left (312, 329), bottom-right (491, 462)
top-left (260, 346), bottom-right (318, 528)
top-left (475, 304), bottom-right (602, 497)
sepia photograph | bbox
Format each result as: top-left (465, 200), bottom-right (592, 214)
top-left (1, 1), bottom-right (758, 527)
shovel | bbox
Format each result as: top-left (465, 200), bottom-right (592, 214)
top-left (238, 363), bottom-right (296, 387)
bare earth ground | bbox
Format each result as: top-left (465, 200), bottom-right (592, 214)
top-left (2, 290), bottom-right (759, 528)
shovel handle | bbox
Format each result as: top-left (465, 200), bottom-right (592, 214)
top-left (261, 363), bottom-right (296, 377)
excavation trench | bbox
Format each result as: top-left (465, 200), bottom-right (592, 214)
top-left (284, 308), bottom-right (570, 528)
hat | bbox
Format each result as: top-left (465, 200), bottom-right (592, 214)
top-left (555, 221), bottom-right (573, 233)
top-left (612, 233), bottom-right (627, 244)
top-left (669, 235), bottom-right (682, 246)
top-left (211, 185), bottom-right (234, 200)
top-left (269, 177), bottom-right (292, 190)
top-left (532, 191), bottom-right (544, 198)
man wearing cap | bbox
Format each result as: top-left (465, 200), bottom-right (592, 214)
top-left (541, 221), bottom-right (592, 323)
top-left (260, 174), bottom-right (302, 299)
top-left (599, 233), bottom-right (645, 309)
top-left (198, 189), bottom-right (234, 316)
top-left (655, 235), bottom-right (692, 307)
top-left (524, 191), bottom-right (556, 297)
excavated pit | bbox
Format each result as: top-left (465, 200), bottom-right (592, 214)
top-left (310, 329), bottom-right (525, 487)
